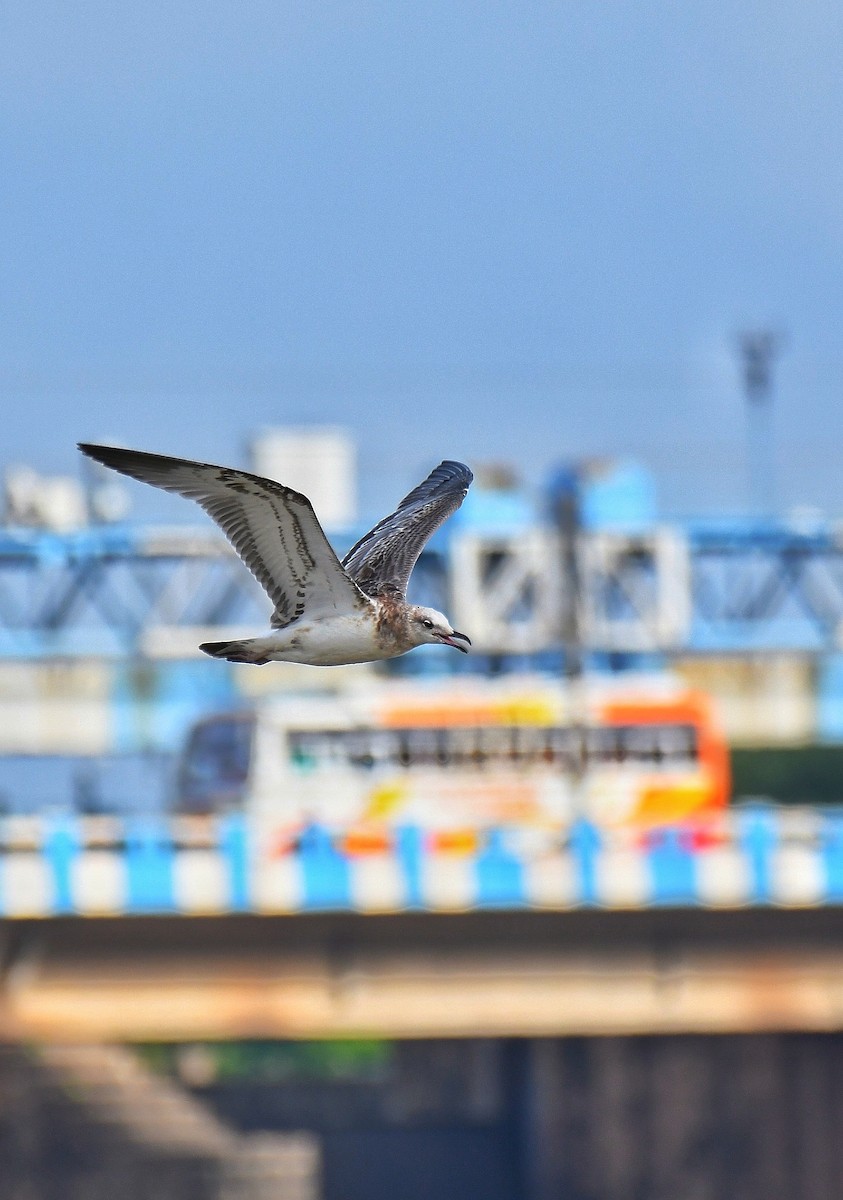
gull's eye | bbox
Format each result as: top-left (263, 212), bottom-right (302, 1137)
top-left (422, 619), bottom-right (434, 630)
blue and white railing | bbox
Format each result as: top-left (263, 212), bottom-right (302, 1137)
top-left (1, 807), bottom-right (842, 918)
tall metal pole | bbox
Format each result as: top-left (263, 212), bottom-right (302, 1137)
top-left (556, 482), bottom-right (583, 683)
top-left (554, 472), bottom-right (587, 812)
top-left (736, 330), bottom-right (784, 517)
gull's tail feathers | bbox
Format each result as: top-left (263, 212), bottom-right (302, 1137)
top-left (199, 638), bottom-right (271, 666)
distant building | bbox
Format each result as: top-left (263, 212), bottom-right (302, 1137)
top-left (4, 465), bottom-right (88, 532)
top-left (250, 427), bottom-right (357, 530)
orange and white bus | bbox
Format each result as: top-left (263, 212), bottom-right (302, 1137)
top-left (175, 675), bottom-right (729, 848)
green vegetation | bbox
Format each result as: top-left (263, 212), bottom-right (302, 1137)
top-left (138, 1039), bottom-right (393, 1085)
top-left (731, 745), bottom-right (843, 806)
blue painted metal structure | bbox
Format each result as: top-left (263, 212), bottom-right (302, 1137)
top-left (1, 807), bottom-right (841, 917)
top-left (3, 515), bottom-right (843, 659)
top-left (686, 518), bottom-right (843, 653)
top-left (0, 525), bottom-right (448, 660)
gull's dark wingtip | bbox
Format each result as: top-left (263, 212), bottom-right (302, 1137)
top-left (78, 442), bottom-right (120, 467)
top-left (435, 460), bottom-right (473, 489)
top-left (78, 442), bottom-right (188, 478)
top-left (395, 460), bottom-right (473, 512)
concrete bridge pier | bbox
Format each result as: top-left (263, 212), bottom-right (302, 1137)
top-left (0, 1043), bottom-right (319, 1200)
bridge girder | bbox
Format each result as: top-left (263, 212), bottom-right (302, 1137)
top-left (3, 524), bottom-right (843, 658)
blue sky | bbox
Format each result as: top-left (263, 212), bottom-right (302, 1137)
top-left (2, 2), bottom-right (843, 521)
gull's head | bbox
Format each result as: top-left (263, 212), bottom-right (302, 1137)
top-left (409, 606), bottom-right (471, 654)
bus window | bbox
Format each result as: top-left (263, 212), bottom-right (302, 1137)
top-left (289, 731), bottom-right (323, 769)
top-left (343, 731), bottom-right (375, 769)
top-left (603, 727), bottom-right (628, 764)
top-left (177, 715), bottom-right (254, 813)
top-left (408, 728), bottom-right (440, 767)
top-left (289, 732), bottom-right (317, 770)
top-left (477, 726), bottom-right (506, 766)
top-left (470, 731), bottom-right (487, 770)
top-left (610, 723), bottom-right (698, 767)
top-left (612, 724), bottom-right (651, 764)
top-left (289, 729), bottom-right (395, 771)
top-left (447, 727), bottom-right (478, 768)
top-left (654, 723), bottom-right (697, 763)
top-left (282, 717), bottom-right (699, 778)
top-left (394, 732), bottom-right (411, 768)
top-left (545, 727), bottom-right (576, 770)
top-left (585, 726), bottom-right (616, 764)
top-left (368, 730), bottom-right (400, 766)
top-left (513, 726), bottom-right (546, 766)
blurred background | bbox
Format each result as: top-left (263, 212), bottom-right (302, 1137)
top-left (2, 3), bottom-right (843, 1198)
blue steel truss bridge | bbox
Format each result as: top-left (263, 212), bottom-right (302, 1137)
top-left (3, 518), bottom-right (843, 660)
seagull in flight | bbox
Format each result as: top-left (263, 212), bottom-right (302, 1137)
top-left (78, 443), bottom-right (473, 666)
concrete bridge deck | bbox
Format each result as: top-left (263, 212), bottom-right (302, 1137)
top-left (3, 906), bottom-right (843, 1042)
top-left (0, 808), bottom-right (842, 1042)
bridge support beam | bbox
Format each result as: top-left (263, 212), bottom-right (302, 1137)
top-left (2, 910), bottom-right (843, 1043)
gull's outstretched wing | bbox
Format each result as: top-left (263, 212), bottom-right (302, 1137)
top-left (342, 460), bottom-right (473, 598)
top-left (78, 444), bottom-right (369, 628)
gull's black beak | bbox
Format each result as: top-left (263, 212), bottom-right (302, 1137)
top-left (442, 630), bottom-right (471, 654)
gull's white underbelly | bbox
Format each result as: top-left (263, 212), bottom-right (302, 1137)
top-left (264, 613), bottom-right (400, 666)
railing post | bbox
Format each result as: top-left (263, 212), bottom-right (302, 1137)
top-left (298, 824), bottom-right (351, 910)
top-left (125, 818), bottom-right (175, 913)
top-left (647, 827), bottom-right (696, 905)
top-left (43, 817), bottom-right (77, 915)
top-left (220, 814), bottom-right (250, 911)
top-left (569, 819), bottom-right (601, 906)
top-left (396, 825), bottom-right (424, 908)
top-left (476, 828), bottom-right (525, 906)
top-left (737, 807), bottom-right (777, 903)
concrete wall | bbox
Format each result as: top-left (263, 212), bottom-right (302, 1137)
top-left (0, 1044), bottom-right (320, 1200)
top-left (525, 1033), bottom-right (843, 1200)
top-left (182, 1033), bottom-right (843, 1200)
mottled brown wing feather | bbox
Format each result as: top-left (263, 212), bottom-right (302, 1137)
top-left (342, 460), bottom-right (472, 598)
top-left (78, 444), bottom-right (368, 627)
